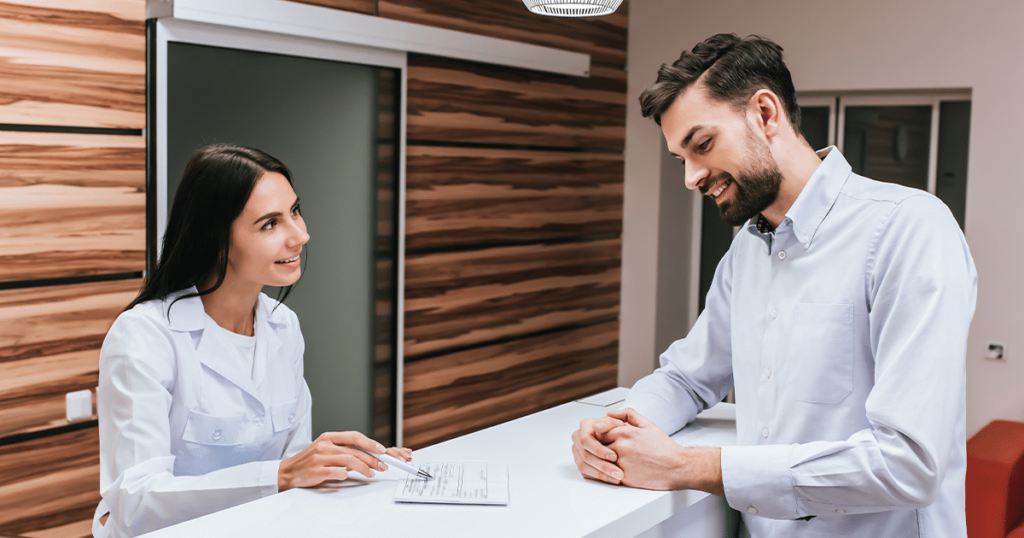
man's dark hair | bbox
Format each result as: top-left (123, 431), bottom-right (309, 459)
top-left (639, 33), bottom-right (801, 133)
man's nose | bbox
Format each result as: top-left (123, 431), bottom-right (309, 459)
top-left (684, 161), bottom-right (710, 191)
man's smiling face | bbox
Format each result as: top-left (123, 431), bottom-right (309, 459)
top-left (661, 85), bottom-right (783, 226)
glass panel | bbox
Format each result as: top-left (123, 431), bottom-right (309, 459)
top-left (935, 101), bottom-right (971, 231)
top-left (843, 105), bottom-right (932, 191)
top-left (167, 43), bottom-right (398, 442)
top-left (799, 106), bottom-right (831, 151)
top-left (698, 196), bottom-right (734, 313)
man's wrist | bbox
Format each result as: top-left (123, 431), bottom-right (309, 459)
top-left (675, 447), bottom-right (725, 496)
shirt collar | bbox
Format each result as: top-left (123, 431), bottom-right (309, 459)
top-left (771, 146), bottom-right (852, 250)
top-left (164, 286), bottom-right (290, 332)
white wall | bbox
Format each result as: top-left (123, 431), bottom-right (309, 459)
top-left (620, 0), bottom-right (1024, 437)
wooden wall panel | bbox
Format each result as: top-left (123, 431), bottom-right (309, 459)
top-left (0, 279), bottom-right (142, 439)
top-left (406, 146), bottom-right (622, 250)
top-left (407, 56), bottom-right (626, 150)
top-left (404, 239), bottom-right (620, 357)
top-left (0, 427), bottom-right (99, 537)
top-left (404, 320), bottom-right (618, 448)
top-left (287, 0), bottom-right (374, 15)
top-left (0, 0), bottom-right (145, 129)
top-left (379, 0), bottom-right (628, 67)
top-left (0, 132), bottom-right (145, 282)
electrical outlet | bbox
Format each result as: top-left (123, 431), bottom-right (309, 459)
top-left (985, 342), bottom-right (1006, 362)
top-left (66, 390), bottom-right (93, 422)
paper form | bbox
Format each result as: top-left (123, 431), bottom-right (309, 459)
top-left (393, 461), bottom-right (509, 505)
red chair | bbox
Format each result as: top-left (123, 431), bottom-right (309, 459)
top-left (968, 420), bottom-right (1024, 538)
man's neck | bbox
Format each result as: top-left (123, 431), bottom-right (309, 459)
top-left (760, 143), bottom-right (824, 228)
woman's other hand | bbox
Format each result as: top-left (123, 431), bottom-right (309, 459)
top-left (278, 431), bottom-right (398, 491)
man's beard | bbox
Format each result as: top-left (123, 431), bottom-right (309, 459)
top-left (713, 126), bottom-right (782, 226)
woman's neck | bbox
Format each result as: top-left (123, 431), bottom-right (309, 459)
top-left (198, 275), bottom-right (261, 336)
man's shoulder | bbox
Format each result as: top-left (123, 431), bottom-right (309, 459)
top-left (839, 173), bottom-right (929, 206)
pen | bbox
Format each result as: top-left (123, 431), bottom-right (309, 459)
top-left (366, 450), bottom-right (433, 480)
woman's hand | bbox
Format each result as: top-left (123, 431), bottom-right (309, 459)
top-left (277, 431), bottom-right (412, 491)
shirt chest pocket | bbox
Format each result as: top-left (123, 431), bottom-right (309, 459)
top-left (788, 302), bottom-right (854, 404)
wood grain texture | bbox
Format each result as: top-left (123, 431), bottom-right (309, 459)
top-left (407, 55), bottom-right (626, 150)
top-left (406, 145), bottom-right (622, 250)
top-left (403, 320), bottom-right (618, 448)
top-left (379, 0), bottom-right (628, 67)
top-left (0, 131), bottom-right (145, 282)
top-left (404, 239), bottom-right (620, 357)
top-left (0, 279), bottom-right (141, 439)
top-left (286, 0), bottom-right (374, 15)
top-left (0, 0), bottom-right (145, 129)
top-left (0, 427), bottom-right (99, 536)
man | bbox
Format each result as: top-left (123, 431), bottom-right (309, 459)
top-left (571, 33), bottom-right (976, 537)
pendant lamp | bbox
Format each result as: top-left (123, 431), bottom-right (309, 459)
top-left (522, 0), bottom-right (623, 17)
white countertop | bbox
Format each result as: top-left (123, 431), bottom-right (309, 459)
top-left (142, 388), bottom-right (737, 538)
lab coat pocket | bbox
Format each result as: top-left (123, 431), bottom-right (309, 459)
top-left (790, 302), bottom-right (854, 404)
top-left (271, 399), bottom-right (299, 433)
top-left (182, 410), bottom-right (246, 446)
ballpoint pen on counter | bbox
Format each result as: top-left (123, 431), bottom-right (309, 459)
top-left (373, 451), bottom-right (433, 480)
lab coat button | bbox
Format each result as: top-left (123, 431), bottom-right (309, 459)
top-left (288, 413), bottom-right (295, 424)
top-left (212, 429), bottom-right (222, 441)
top-left (761, 428), bottom-right (769, 438)
top-left (253, 416), bottom-right (263, 427)
top-left (747, 506), bottom-right (758, 515)
top-left (778, 250), bottom-right (786, 260)
top-left (802, 236), bottom-right (809, 244)
top-left (770, 310), bottom-right (777, 319)
top-left (836, 508), bottom-right (846, 514)
top-left (764, 368), bottom-right (772, 379)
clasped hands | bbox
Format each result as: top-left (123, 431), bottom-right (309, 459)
top-left (570, 408), bottom-right (724, 495)
top-left (278, 431), bottom-right (412, 491)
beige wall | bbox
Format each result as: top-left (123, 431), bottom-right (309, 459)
top-left (620, 0), bottom-right (1024, 436)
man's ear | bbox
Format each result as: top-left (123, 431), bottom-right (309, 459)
top-left (748, 89), bottom-right (783, 139)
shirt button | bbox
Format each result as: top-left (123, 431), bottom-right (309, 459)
top-left (836, 508), bottom-right (846, 514)
top-left (212, 429), bottom-right (222, 441)
top-left (764, 368), bottom-right (772, 379)
top-left (778, 250), bottom-right (786, 260)
top-left (288, 413), bottom-right (295, 424)
top-left (802, 236), bottom-right (809, 244)
top-left (762, 428), bottom-right (769, 438)
top-left (770, 310), bottom-right (777, 319)
top-left (747, 506), bottom-right (758, 515)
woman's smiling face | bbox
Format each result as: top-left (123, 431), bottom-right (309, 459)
top-left (226, 171), bottom-right (309, 289)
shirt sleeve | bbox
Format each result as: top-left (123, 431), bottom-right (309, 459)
top-left (624, 245), bottom-right (737, 435)
top-left (721, 194), bottom-right (977, 519)
top-left (98, 311), bottom-right (279, 538)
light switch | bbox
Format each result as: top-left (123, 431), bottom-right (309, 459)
top-left (66, 390), bottom-right (93, 422)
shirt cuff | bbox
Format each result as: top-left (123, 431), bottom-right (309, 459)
top-left (260, 460), bottom-right (281, 498)
top-left (721, 443), bottom-right (799, 520)
top-left (621, 391), bottom-right (695, 435)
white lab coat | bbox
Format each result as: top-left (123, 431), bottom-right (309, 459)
top-left (92, 288), bottom-right (312, 538)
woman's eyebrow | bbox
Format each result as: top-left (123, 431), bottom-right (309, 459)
top-left (254, 198), bottom-right (300, 225)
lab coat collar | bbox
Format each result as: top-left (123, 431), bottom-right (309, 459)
top-left (165, 288), bottom-right (288, 404)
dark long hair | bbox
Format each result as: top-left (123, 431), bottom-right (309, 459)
top-left (127, 144), bottom-right (298, 314)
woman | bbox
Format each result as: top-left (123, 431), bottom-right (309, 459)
top-left (92, 144), bottom-right (411, 538)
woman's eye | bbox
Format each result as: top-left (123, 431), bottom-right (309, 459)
top-left (698, 139), bottom-right (712, 151)
top-left (261, 220), bottom-right (276, 231)
top-left (292, 205), bottom-right (301, 216)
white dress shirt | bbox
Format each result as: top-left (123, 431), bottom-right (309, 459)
top-left (92, 288), bottom-right (312, 538)
top-left (625, 148), bottom-right (977, 537)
